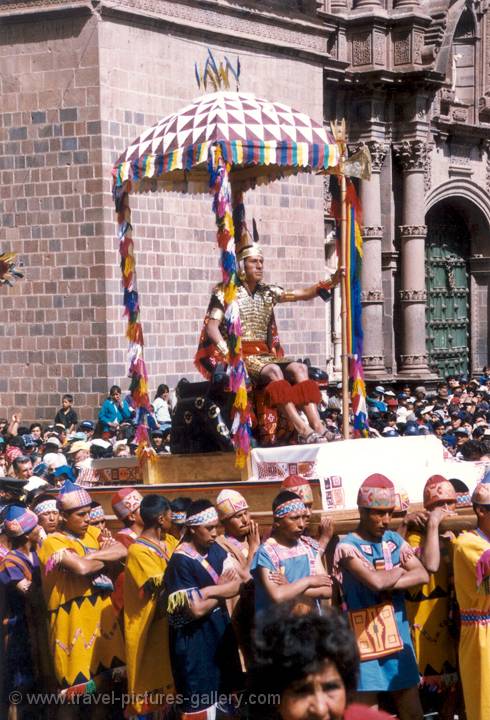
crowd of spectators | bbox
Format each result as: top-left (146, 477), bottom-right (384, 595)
top-left (0, 384), bottom-right (173, 494)
top-left (1, 371), bottom-right (489, 497)
top-left (322, 369), bottom-right (490, 461)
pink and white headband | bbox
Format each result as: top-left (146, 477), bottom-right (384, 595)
top-left (34, 499), bottom-right (58, 516)
top-left (274, 500), bottom-right (306, 518)
top-left (185, 506), bottom-right (219, 526)
top-left (171, 511), bottom-right (187, 525)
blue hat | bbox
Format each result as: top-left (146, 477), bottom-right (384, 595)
top-left (471, 470), bottom-right (490, 505)
top-left (3, 504), bottom-right (38, 537)
top-left (404, 422), bottom-right (419, 436)
top-left (442, 434), bottom-right (456, 448)
top-left (79, 421), bottom-right (94, 431)
top-left (21, 434), bottom-right (36, 449)
top-left (57, 479), bottom-right (91, 511)
top-left (53, 465), bottom-right (76, 482)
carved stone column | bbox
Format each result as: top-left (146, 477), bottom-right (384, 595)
top-left (393, 140), bottom-right (432, 377)
top-left (353, 0), bottom-right (382, 10)
top-left (359, 141), bottom-right (388, 377)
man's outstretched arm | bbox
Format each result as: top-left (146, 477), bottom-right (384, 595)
top-left (279, 271), bottom-right (340, 303)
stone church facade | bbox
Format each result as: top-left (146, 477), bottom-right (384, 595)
top-left (0, 0), bottom-right (488, 420)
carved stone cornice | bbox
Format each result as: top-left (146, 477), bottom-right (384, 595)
top-left (393, 140), bottom-right (429, 172)
top-left (362, 355), bottom-right (386, 368)
top-left (399, 224), bottom-right (427, 239)
top-left (399, 289), bottom-right (427, 303)
top-left (399, 353), bottom-right (429, 366)
top-left (99, 0), bottom-right (330, 57)
top-left (366, 141), bottom-right (389, 172)
top-left (361, 290), bottom-right (384, 303)
top-left (362, 225), bottom-right (383, 240)
top-left (0, 0), bottom-right (91, 15)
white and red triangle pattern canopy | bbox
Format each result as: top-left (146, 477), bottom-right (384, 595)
top-left (115, 91), bottom-right (333, 165)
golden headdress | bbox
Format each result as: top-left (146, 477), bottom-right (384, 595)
top-left (236, 218), bottom-right (263, 262)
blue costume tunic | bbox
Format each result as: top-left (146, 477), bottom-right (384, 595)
top-left (0, 550), bottom-right (42, 697)
top-left (251, 536), bottom-right (319, 614)
top-left (165, 541), bottom-right (242, 712)
top-left (334, 530), bottom-right (420, 692)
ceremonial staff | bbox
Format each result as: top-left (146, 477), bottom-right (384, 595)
top-left (326, 122), bottom-right (372, 439)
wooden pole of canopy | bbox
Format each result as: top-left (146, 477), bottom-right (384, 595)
top-left (339, 150), bottom-right (350, 439)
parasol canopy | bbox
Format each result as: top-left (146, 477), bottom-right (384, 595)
top-left (113, 91), bottom-right (340, 193)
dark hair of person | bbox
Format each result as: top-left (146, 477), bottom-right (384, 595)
top-left (154, 383), bottom-right (170, 400)
top-left (460, 439), bottom-right (485, 461)
top-left (91, 444), bottom-right (113, 460)
top-left (29, 423), bottom-right (42, 433)
top-left (109, 385), bottom-right (121, 396)
top-left (186, 498), bottom-right (214, 517)
top-left (272, 491), bottom-right (301, 514)
top-left (171, 497), bottom-right (192, 514)
top-left (250, 605), bottom-right (359, 712)
top-left (140, 494), bottom-right (171, 528)
top-left (12, 455), bottom-right (31, 472)
top-left (29, 491), bottom-right (56, 509)
top-left (62, 394), bottom-right (74, 403)
top-left (448, 477), bottom-right (469, 493)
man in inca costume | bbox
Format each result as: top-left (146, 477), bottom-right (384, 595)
top-left (195, 228), bottom-right (337, 444)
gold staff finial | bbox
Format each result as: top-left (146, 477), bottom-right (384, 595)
top-left (194, 50), bottom-right (241, 93)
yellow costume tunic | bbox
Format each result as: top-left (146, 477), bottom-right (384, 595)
top-left (38, 526), bottom-right (125, 691)
top-left (453, 529), bottom-right (490, 720)
top-left (405, 531), bottom-right (458, 690)
top-left (124, 534), bottom-right (178, 716)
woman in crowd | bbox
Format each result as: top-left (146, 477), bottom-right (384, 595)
top-left (153, 384), bottom-right (172, 432)
top-left (250, 604), bottom-right (392, 720)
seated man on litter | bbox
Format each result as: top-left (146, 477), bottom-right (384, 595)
top-left (195, 225), bottom-right (337, 444)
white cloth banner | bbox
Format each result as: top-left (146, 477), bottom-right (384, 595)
top-left (250, 436), bottom-right (488, 511)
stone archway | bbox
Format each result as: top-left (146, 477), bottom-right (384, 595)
top-left (425, 183), bottom-right (490, 376)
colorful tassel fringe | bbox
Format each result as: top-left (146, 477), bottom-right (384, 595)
top-left (208, 145), bottom-right (252, 468)
top-left (117, 193), bottom-right (157, 463)
top-left (112, 139), bottom-right (339, 191)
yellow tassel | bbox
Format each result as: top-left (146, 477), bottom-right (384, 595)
top-left (235, 449), bottom-right (246, 469)
top-left (234, 385), bottom-right (248, 410)
top-left (167, 590), bottom-right (191, 614)
top-left (224, 284), bottom-right (236, 305)
top-left (124, 256), bottom-right (135, 275)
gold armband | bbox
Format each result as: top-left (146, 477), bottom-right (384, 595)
top-left (282, 291), bottom-right (297, 302)
top-left (216, 340), bottom-right (229, 357)
top-left (209, 308), bottom-right (225, 322)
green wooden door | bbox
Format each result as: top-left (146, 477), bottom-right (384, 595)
top-left (425, 212), bottom-right (470, 378)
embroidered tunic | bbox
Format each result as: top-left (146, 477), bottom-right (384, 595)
top-left (0, 550), bottom-right (50, 697)
top-left (405, 530), bottom-right (458, 691)
top-left (333, 530), bottom-right (419, 693)
top-left (165, 541), bottom-right (242, 713)
top-left (37, 526), bottom-right (125, 690)
top-left (251, 535), bottom-right (321, 614)
top-left (124, 534), bottom-right (177, 716)
top-left (452, 529), bottom-right (490, 720)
